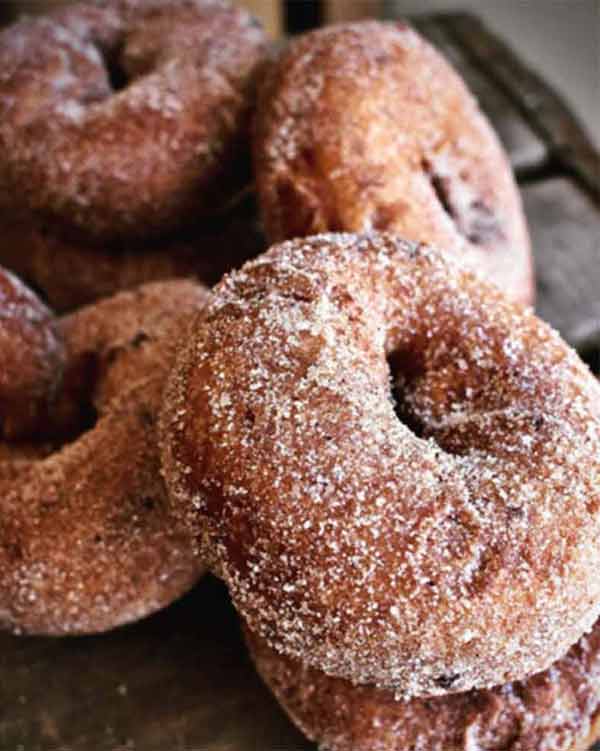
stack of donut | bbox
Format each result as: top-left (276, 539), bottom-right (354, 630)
top-left (160, 20), bottom-right (595, 751)
top-left (162, 233), bottom-right (600, 749)
top-left (2, 3), bottom-right (599, 749)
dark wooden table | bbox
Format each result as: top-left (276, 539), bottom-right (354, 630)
top-left (1, 12), bottom-right (599, 751)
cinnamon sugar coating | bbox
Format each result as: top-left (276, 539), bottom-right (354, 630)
top-left (0, 270), bottom-right (65, 439)
top-left (161, 233), bottom-right (600, 697)
top-left (0, 275), bottom-right (210, 634)
top-left (245, 620), bottom-right (600, 751)
top-left (253, 22), bottom-right (533, 304)
top-left (0, 0), bottom-right (267, 241)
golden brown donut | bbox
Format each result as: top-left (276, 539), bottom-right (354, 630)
top-left (0, 192), bottom-right (267, 312)
top-left (0, 0), bottom-right (268, 241)
top-left (161, 233), bottom-right (600, 698)
top-left (0, 271), bottom-right (210, 634)
top-left (245, 620), bottom-right (600, 751)
top-left (253, 21), bottom-right (533, 305)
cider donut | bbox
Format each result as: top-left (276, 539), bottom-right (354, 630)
top-left (0, 271), bottom-right (209, 634)
top-left (0, 192), bottom-right (266, 311)
top-left (0, 0), bottom-right (268, 241)
top-left (0, 269), bottom-right (64, 439)
top-left (253, 22), bottom-right (533, 304)
top-left (161, 233), bottom-right (600, 698)
top-left (245, 621), bottom-right (600, 751)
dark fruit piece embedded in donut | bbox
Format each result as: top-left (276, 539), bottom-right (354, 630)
top-left (253, 21), bottom-right (533, 304)
top-left (161, 233), bottom-right (600, 698)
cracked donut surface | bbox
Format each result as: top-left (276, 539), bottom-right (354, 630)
top-left (161, 233), bottom-right (600, 698)
top-left (0, 271), bottom-right (209, 634)
top-left (253, 21), bottom-right (533, 304)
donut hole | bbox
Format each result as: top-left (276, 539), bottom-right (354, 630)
top-left (103, 52), bottom-right (129, 93)
top-left (387, 348), bottom-right (426, 438)
top-left (96, 42), bottom-right (130, 94)
top-left (421, 159), bottom-right (502, 248)
top-left (421, 158), bottom-right (456, 223)
top-left (433, 672), bottom-right (460, 690)
top-left (387, 346), bottom-right (476, 456)
top-left (49, 351), bottom-right (101, 444)
top-left (53, 389), bottom-right (99, 447)
top-left (142, 497), bottom-right (156, 511)
top-left (72, 399), bottom-right (99, 441)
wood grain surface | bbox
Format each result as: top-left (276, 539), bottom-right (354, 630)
top-left (0, 9), bottom-right (599, 751)
top-left (0, 577), bottom-right (311, 751)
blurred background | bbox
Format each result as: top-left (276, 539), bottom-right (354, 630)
top-left (388, 0), bottom-right (599, 148)
top-left (3, 0), bottom-right (597, 146)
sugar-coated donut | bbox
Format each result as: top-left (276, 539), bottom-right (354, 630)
top-left (253, 22), bottom-right (533, 304)
top-left (0, 269), bottom-right (65, 439)
top-left (0, 0), bottom-right (268, 241)
top-left (161, 233), bottom-right (600, 698)
top-left (0, 193), bottom-right (267, 311)
top-left (0, 272), bottom-right (210, 634)
top-left (245, 621), bottom-right (600, 751)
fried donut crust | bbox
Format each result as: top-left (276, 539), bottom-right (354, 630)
top-left (253, 21), bottom-right (533, 304)
top-left (160, 233), bottom-right (600, 698)
top-left (0, 0), bottom-right (268, 240)
top-left (245, 620), bottom-right (600, 751)
top-left (0, 276), bottom-right (210, 634)
top-left (0, 269), bottom-right (65, 439)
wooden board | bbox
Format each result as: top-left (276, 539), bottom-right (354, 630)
top-left (3, 580), bottom-right (600, 750)
top-left (324, 0), bottom-right (383, 24)
top-left (443, 13), bottom-right (600, 197)
top-left (0, 577), bottom-right (311, 751)
top-left (1, 8), bottom-right (599, 751)
top-left (524, 178), bottom-right (600, 356)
